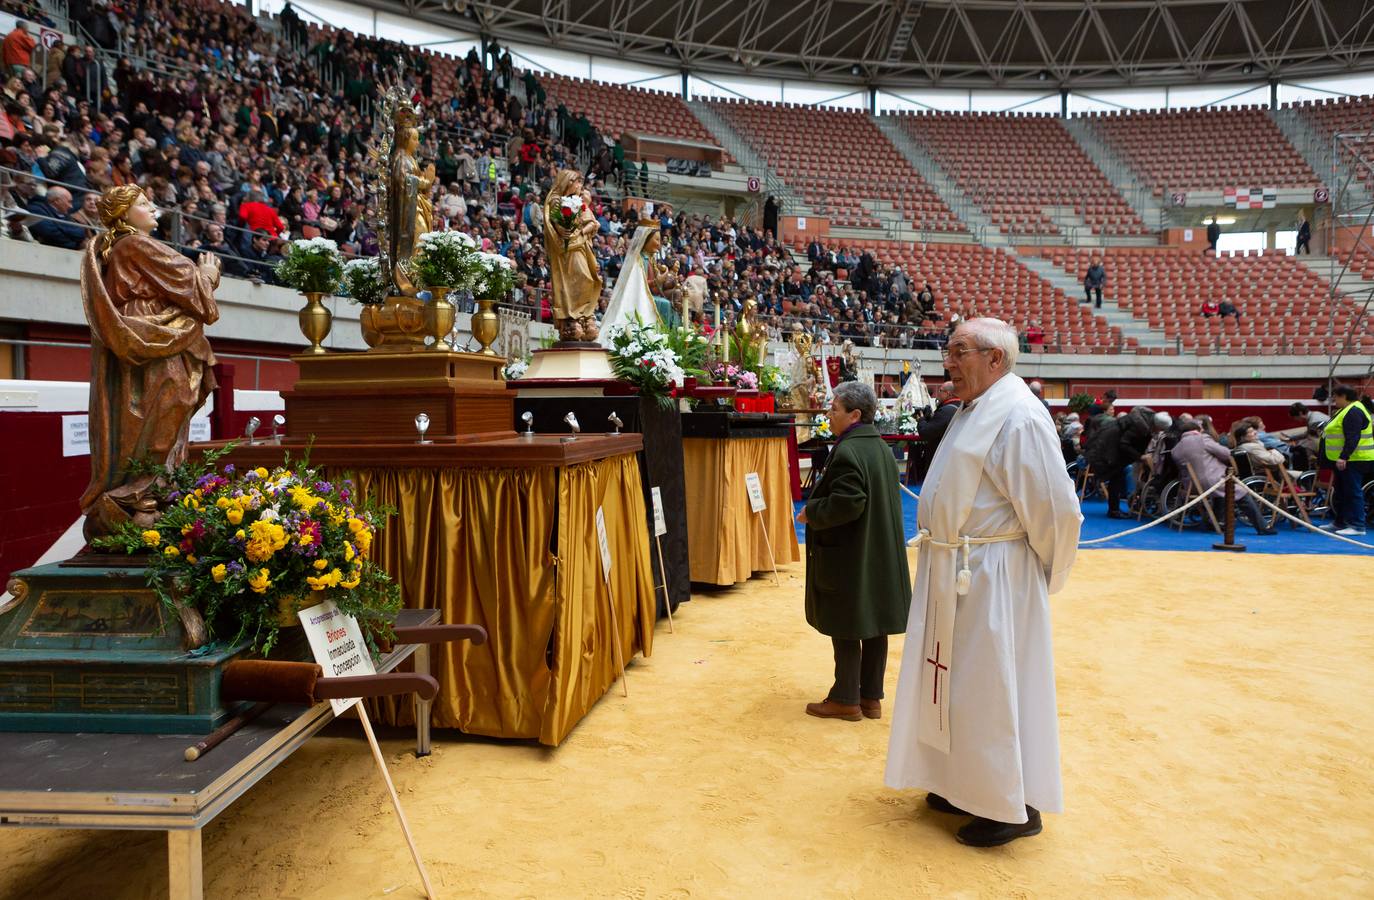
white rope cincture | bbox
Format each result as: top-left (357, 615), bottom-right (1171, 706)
top-left (899, 482), bottom-right (921, 502)
top-left (1077, 478), bottom-right (1228, 546)
top-left (908, 529), bottom-right (1028, 594)
top-left (1245, 484), bottom-right (1374, 551)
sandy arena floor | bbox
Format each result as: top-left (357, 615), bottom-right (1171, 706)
top-left (3, 548), bottom-right (1373, 898)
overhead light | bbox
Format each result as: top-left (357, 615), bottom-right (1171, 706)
top-left (1242, 63), bottom-right (1254, 75)
top-left (1205, 215), bottom-right (1237, 226)
top-left (663, 42), bottom-right (675, 56)
top-left (850, 64), bottom-right (862, 76)
top-left (1038, 70), bottom-right (1048, 81)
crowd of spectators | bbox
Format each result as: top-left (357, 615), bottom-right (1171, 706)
top-left (1057, 388), bottom-right (1372, 535)
top-left (0, 0), bottom-right (957, 347)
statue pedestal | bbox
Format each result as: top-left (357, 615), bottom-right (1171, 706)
top-left (282, 349), bottom-right (512, 442)
top-left (520, 343), bottom-right (613, 383)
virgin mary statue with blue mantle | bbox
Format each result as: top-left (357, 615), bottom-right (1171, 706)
top-left (598, 219), bottom-right (680, 345)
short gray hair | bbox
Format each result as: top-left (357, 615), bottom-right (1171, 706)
top-left (833, 381), bottom-right (877, 423)
top-left (959, 317), bottom-right (1019, 371)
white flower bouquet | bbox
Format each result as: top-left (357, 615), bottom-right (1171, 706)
top-left (339, 257), bottom-right (385, 306)
top-left (605, 315), bottom-right (687, 409)
top-left (275, 236), bottom-right (344, 294)
top-left (472, 251), bottom-right (517, 302)
top-left (413, 230), bottom-right (479, 292)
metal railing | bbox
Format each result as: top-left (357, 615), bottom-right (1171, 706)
top-left (0, 337), bottom-right (295, 390)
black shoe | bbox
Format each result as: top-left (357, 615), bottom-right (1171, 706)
top-left (1106, 510), bottom-right (1130, 520)
top-left (925, 792), bottom-right (970, 815)
top-left (1255, 528), bottom-right (1278, 535)
top-left (956, 807), bottom-right (1042, 847)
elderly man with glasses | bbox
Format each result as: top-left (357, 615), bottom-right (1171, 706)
top-left (887, 317), bottom-right (1082, 847)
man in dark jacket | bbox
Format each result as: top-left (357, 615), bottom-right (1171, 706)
top-left (1084, 405), bottom-right (1159, 519)
top-left (26, 186), bottom-right (88, 249)
top-left (797, 382), bottom-right (912, 722)
top-left (1205, 217), bottom-right (1221, 256)
top-left (1083, 257), bottom-right (1106, 308)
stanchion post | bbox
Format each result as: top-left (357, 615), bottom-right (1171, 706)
top-left (1213, 477), bottom-right (1247, 552)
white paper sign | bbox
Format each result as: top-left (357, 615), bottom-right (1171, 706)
top-left (299, 600), bottom-right (376, 715)
top-left (1183, 228), bottom-right (1194, 242)
top-left (595, 506), bottom-right (612, 583)
top-left (189, 418), bottom-right (211, 442)
top-left (745, 472), bottom-right (767, 513)
top-left (797, 217), bottom-right (807, 230)
top-left (61, 414), bottom-right (89, 457)
top-left (650, 486), bottom-right (667, 537)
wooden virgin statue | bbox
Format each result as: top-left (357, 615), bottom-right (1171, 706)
top-left (79, 185), bottom-right (221, 541)
top-left (384, 102), bottom-right (436, 296)
top-left (542, 168), bottom-right (603, 341)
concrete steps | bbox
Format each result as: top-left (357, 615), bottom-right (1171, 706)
top-left (1017, 254), bottom-right (1169, 349)
top-left (1060, 118), bottom-right (1167, 230)
top-left (1270, 108), bottom-right (1374, 213)
top-left (686, 101), bottom-right (812, 217)
top-left (870, 114), bottom-right (1006, 248)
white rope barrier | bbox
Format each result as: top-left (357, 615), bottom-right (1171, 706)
top-left (1076, 478), bottom-right (1228, 546)
top-left (895, 474), bottom-right (1372, 551)
top-left (1246, 486), bottom-right (1374, 551)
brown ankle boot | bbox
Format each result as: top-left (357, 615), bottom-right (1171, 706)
top-left (805, 699), bottom-right (862, 721)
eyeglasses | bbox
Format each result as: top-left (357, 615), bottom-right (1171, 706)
top-left (941, 346), bottom-right (992, 361)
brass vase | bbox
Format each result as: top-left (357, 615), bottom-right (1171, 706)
top-left (359, 295), bottom-right (429, 351)
top-left (425, 286), bottom-right (456, 351)
top-left (297, 291), bottom-right (332, 354)
top-left (472, 296), bottom-right (501, 356)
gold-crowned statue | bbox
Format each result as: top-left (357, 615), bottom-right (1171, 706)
top-left (542, 168), bottom-right (603, 342)
top-left (79, 185), bottom-right (221, 541)
top-left (383, 99), bottom-right (435, 296)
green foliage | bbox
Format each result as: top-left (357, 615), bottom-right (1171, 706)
top-left (1068, 392), bottom-right (1095, 414)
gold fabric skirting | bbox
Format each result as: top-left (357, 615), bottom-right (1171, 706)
top-left (354, 454), bottom-right (655, 746)
top-left (682, 437), bottom-right (802, 586)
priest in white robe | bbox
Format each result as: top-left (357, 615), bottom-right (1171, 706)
top-left (885, 317), bottom-right (1082, 848)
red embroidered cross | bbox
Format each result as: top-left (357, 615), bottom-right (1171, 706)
top-left (926, 641), bottom-right (948, 705)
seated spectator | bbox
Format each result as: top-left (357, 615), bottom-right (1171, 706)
top-left (1237, 425), bottom-right (1298, 478)
top-left (26, 185), bottom-right (88, 249)
top-left (1170, 419), bottom-right (1275, 535)
top-left (1200, 299), bottom-right (1220, 317)
top-left (1218, 300), bottom-right (1240, 321)
top-left (240, 229), bottom-right (279, 284)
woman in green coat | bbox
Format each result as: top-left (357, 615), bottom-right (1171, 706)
top-left (797, 382), bottom-right (912, 722)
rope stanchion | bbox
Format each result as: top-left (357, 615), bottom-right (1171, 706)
top-left (1247, 484), bottom-right (1374, 550)
top-left (899, 482), bottom-right (921, 502)
top-left (1213, 477), bottom-right (1247, 552)
top-left (1077, 479), bottom-right (1228, 546)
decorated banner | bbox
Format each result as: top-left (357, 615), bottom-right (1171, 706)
top-left (1223, 187), bottom-right (1277, 209)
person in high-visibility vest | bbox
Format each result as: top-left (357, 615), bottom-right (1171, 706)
top-left (1322, 384), bottom-right (1373, 536)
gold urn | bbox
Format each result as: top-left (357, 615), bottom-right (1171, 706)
top-left (359, 295), bottom-right (429, 351)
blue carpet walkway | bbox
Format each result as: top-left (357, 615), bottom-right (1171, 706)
top-left (793, 491), bottom-right (1374, 556)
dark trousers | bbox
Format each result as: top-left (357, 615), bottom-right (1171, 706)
top-left (829, 636), bottom-right (887, 706)
top-left (1296, 236), bottom-right (1311, 255)
top-left (1106, 467), bottom-right (1128, 513)
top-left (1332, 461), bottom-right (1370, 529)
top-left (1084, 286), bottom-right (1102, 307)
